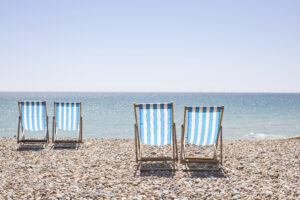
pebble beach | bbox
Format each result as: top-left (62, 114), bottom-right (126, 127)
top-left (0, 137), bottom-right (299, 199)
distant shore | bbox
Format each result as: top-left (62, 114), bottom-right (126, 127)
top-left (0, 137), bottom-right (299, 199)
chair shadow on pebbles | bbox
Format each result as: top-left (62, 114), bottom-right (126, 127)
top-left (184, 164), bottom-right (227, 178)
top-left (52, 142), bottom-right (78, 150)
top-left (17, 143), bottom-right (46, 151)
top-left (135, 162), bottom-right (176, 177)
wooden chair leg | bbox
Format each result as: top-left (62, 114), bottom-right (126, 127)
top-left (221, 127), bottom-right (223, 165)
top-left (134, 125), bottom-right (138, 163)
top-left (52, 117), bottom-right (55, 143)
top-left (46, 116), bottom-right (49, 144)
top-left (80, 117), bottom-right (83, 143)
top-left (180, 125), bottom-right (185, 163)
top-left (172, 124), bottom-right (176, 160)
top-left (17, 116), bottom-right (21, 143)
top-left (174, 124), bottom-right (178, 161)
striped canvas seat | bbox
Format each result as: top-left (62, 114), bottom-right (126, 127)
top-left (134, 102), bottom-right (178, 167)
top-left (186, 106), bottom-right (222, 146)
top-left (138, 103), bottom-right (172, 146)
top-left (181, 105), bottom-right (224, 167)
top-left (20, 101), bottom-right (46, 131)
top-left (17, 101), bottom-right (49, 145)
top-left (55, 102), bottom-right (80, 131)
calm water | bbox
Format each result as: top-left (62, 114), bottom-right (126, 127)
top-left (0, 92), bottom-right (299, 140)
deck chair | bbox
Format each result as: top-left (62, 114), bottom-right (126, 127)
top-left (52, 102), bottom-right (82, 144)
top-left (17, 101), bottom-right (49, 144)
top-left (181, 106), bottom-right (224, 167)
top-left (134, 103), bottom-right (178, 170)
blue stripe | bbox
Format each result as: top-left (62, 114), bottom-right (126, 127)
top-left (73, 104), bottom-right (75, 130)
top-left (73, 104), bottom-right (77, 130)
top-left (62, 103), bottom-right (67, 130)
top-left (36, 102), bottom-right (40, 131)
top-left (206, 107), bottom-right (214, 145)
top-left (193, 107), bottom-right (199, 145)
top-left (40, 102), bottom-right (45, 130)
top-left (26, 102), bottom-right (30, 130)
top-left (70, 103), bottom-right (74, 130)
top-left (66, 103), bottom-right (69, 130)
top-left (76, 104), bottom-right (80, 130)
top-left (58, 103), bottom-right (61, 129)
top-left (199, 107), bottom-right (207, 145)
top-left (167, 103), bottom-right (172, 144)
top-left (56, 103), bottom-right (59, 128)
top-left (21, 102), bottom-right (25, 129)
top-left (26, 102), bottom-right (29, 129)
top-left (31, 102), bottom-right (35, 131)
top-left (187, 107), bottom-right (192, 143)
top-left (139, 104), bottom-right (144, 144)
top-left (42, 102), bottom-right (45, 130)
top-left (40, 102), bottom-right (44, 131)
top-left (213, 107), bottom-right (221, 144)
top-left (61, 103), bottom-right (65, 130)
top-left (153, 104), bottom-right (158, 145)
top-left (160, 104), bottom-right (165, 145)
top-left (146, 104), bottom-right (151, 145)
top-left (60, 103), bottom-right (63, 129)
top-left (40, 102), bottom-right (43, 130)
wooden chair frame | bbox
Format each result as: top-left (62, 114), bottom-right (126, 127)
top-left (17, 101), bottom-right (49, 144)
top-left (180, 106), bottom-right (224, 165)
top-left (52, 102), bottom-right (83, 144)
top-left (134, 103), bottom-right (178, 169)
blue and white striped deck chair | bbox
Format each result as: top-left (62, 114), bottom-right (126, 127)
top-left (53, 102), bottom-right (82, 143)
top-left (134, 103), bottom-right (178, 165)
top-left (181, 106), bottom-right (224, 165)
top-left (17, 101), bottom-right (49, 144)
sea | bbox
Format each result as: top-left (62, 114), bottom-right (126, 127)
top-left (0, 92), bottom-right (299, 140)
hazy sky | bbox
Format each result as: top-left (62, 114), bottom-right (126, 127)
top-left (0, 0), bottom-right (299, 92)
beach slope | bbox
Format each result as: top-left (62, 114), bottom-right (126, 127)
top-left (0, 138), bottom-right (299, 199)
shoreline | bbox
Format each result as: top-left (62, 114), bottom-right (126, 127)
top-left (1, 135), bottom-right (300, 141)
top-left (0, 137), bottom-right (299, 199)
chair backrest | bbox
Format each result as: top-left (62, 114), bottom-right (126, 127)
top-left (19, 101), bottom-right (47, 131)
top-left (137, 103), bottom-right (173, 146)
top-left (55, 102), bottom-right (81, 131)
top-left (186, 106), bottom-right (223, 146)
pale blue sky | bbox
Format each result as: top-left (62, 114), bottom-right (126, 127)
top-left (0, 0), bottom-right (299, 92)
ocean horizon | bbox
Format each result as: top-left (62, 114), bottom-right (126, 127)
top-left (0, 92), bottom-right (299, 140)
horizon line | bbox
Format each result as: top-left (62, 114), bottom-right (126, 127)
top-left (0, 91), bottom-right (299, 94)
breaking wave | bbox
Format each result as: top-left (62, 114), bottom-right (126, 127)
top-left (244, 132), bottom-right (284, 140)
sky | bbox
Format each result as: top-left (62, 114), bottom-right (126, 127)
top-left (0, 0), bottom-right (299, 92)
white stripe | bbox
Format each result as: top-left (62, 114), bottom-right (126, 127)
top-left (202, 107), bottom-right (211, 145)
top-left (73, 104), bottom-right (77, 130)
top-left (157, 104), bottom-right (161, 146)
top-left (68, 103), bottom-right (72, 131)
top-left (164, 103), bottom-right (168, 145)
top-left (190, 107), bottom-right (196, 143)
top-left (28, 103), bottom-right (32, 131)
top-left (63, 103), bottom-right (67, 130)
top-left (150, 104), bottom-right (154, 145)
top-left (34, 102), bottom-right (38, 131)
top-left (23, 103), bottom-right (28, 130)
top-left (39, 102), bottom-right (43, 130)
top-left (58, 103), bottom-right (61, 129)
top-left (209, 107), bottom-right (218, 145)
top-left (196, 107), bottom-right (203, 145)
top-left (142, 104), bottom-right (147, 144)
